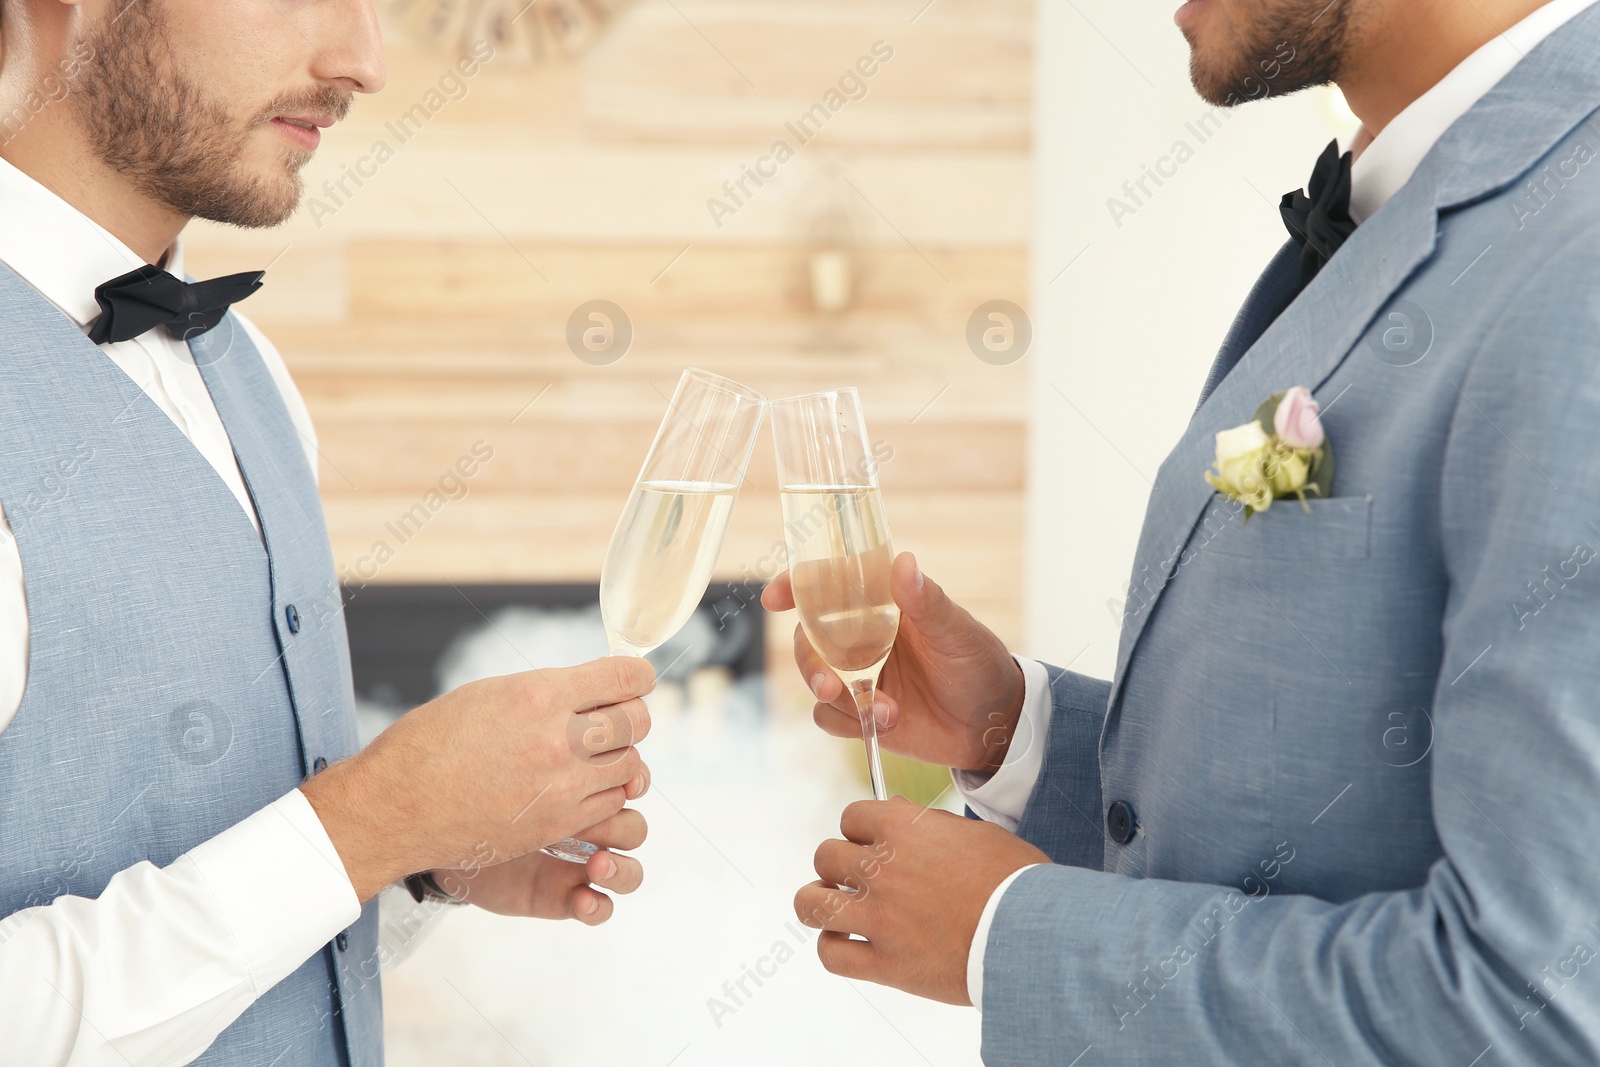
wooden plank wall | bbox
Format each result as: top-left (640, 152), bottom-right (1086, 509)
top-left (184, 0), bottom-right (1033, 710)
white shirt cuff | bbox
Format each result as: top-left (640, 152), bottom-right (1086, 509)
top-left (968, 864), bottom-right (1039, 1011)
top-left (186, 788), bottom-right (362, 996)
top-left (951, 656), bottom-right (1053, 831)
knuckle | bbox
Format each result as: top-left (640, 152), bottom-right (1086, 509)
top-left (544, 726), bottom-right (577, 767)
top-left (610, 656), bottom-right (633, 697)
top-left (574, 707), bottom-right (618, 758)
top-left (546, 771), bottom-right (579, 808)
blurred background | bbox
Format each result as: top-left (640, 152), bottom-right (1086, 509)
top-left (184, 0), bottom-right (1355, 1063)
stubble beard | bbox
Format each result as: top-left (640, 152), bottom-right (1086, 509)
top-left (1185, 0), bottom-right (1350, 107)
top-left (71, 1), bottom-right (343, 228)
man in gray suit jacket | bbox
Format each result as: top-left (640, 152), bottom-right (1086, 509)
top-left (764, 0), bottom-right (1600, 1061)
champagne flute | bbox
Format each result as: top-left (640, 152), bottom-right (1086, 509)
top-left (542, 369), bottom-right (766, 863)
top-left (770, 388), bottom-right (897, 801)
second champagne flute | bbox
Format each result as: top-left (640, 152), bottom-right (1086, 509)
top-left (770, 388), bottom-right (898, 801)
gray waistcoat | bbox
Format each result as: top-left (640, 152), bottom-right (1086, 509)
top-left (0, 263), bottom-right (382, 1066)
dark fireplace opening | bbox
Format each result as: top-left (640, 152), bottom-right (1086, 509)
top-left (342, 583), bottom-right (765, 718)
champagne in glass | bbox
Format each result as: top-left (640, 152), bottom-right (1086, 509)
top-left (542, 369), bottom-right (765, 863)
top-left (771, 389), bottom-right (897, 801)
top-left (601, 480), bottom-right (738, 657)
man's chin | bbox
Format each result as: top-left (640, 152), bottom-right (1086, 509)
top-left (189, 175), bottom-right (304, 230)
top-left (1188, 56), bottom-right (1245, 107)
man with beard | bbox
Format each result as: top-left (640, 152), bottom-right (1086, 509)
top-left (0, 2), bottom-right (656, 1064)
top-left (771, 0), bottom-right (1600, 1061)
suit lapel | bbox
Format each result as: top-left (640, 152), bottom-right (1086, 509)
top-left (1106, 0), bottom-right (1600, 715)
top-left (1193, 240), bottom-right (1302, 412)
top-left (1113, 187), bottom-right (1440, 713)
top-left (1107, 180), bottom-right (1440, 711)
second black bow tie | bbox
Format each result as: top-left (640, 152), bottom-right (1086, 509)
top-left (1280, 138), bottom-right (1356, 289)
top-left (88, 264), bottom-right (265, 346)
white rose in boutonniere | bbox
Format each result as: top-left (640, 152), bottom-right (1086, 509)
top-left (1204, 385), bottom-right (1334, 518)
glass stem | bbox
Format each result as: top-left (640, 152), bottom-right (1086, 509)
top-left (849, 679), bottom-right (889, 801)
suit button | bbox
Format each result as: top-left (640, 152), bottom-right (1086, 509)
top-left (1106, 800), bottom-right (1137, 844)
top-left (335, 931), bottom-right (349, 952)
top-left (313, 756), bottom-right (328, 773)
top-left (285, 604), bottom-right (301, 633)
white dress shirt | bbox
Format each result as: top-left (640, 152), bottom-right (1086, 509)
top-left (957, 0), bottom-right (1600, 1010)
top-left (0, 155), bottom-right (365, 1065)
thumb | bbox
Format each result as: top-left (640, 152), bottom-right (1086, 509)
top-left (890, 552), bottom-right (967, 642)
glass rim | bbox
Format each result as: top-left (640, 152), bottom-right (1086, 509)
top-left (680, 367), bottom-right (768, 404)
top-left (768, 385), bottom-right (861, 406)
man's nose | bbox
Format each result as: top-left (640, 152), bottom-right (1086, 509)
top-left (308, 0), bottom-right (388, 95)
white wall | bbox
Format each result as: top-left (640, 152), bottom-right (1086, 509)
top-left (1024, 0), bottom-right (1356, 671)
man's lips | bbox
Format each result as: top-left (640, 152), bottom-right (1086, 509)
top-left (269, 114), bottom-right (336, 151)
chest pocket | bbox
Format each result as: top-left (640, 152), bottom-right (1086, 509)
top-left (1205, 495), bottom-right (1372, 561)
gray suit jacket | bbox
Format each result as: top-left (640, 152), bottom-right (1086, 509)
top-left (984, 7), bottom-right (1600, 1064)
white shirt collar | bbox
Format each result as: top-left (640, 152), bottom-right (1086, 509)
top-left (1347, 0), bottom-right (1600, 222)
top-left (0, 155), bottom-right (183, 330)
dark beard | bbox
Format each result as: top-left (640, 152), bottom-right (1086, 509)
top-left (1186, 0), bottom-right (1349, 107)
top-left (71, 1), bottom-right (346, 228)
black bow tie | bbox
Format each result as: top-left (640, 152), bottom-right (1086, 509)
top-left (1280, 139), bottom-right (1357, 289)
top-left (87, 264), bottom-right (265, 346)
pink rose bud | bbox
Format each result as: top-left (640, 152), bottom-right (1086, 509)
top-left (1273, 385), bottom-right (1325, 449)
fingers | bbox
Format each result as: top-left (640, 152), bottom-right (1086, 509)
top-left (571, 783), bottom-right (630, 830)
top-left (793, 624), bottom-right (899, 732)
top-left (546, 655), bottom-right (657, 711)
top-left (569, 885), bottom-right (614, 925)
top-left (794, 624), bottom-right (846, 707)
top-left (816, 930), bottom-right (877, 980)
top-left (624, 762), bottom-right (651, 801)
top-left (889, 552), bottom-right (966, 643)
top-left (812, 837), bottom-right (875, 891)
top-left (839, 799), bottom-right (893, 845)
top-left (567, 844), bottom-right (645, 924)
top-left (568, 828), bottom-right (646, 924)
top-left (795, 879), bottom-right (867, 934)
top-left (584, 849), bottom-right (644, 895)
top-left (813, 697), bottom-right (898, 739)
top-left (813, 702), bottom-right (864, 740)
top-left (760, 572), bottom-right (795, 612)
top-left (573, 697), bottom-right (651, 763)
top-left (576, 807), bottom-right (647, 852)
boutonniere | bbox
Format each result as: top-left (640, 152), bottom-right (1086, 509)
top-left (1204, 385), bottom-right (1333, 518)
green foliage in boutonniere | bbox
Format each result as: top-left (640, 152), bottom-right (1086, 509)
top-left (1204, 386), bottom-right (1334, 519)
